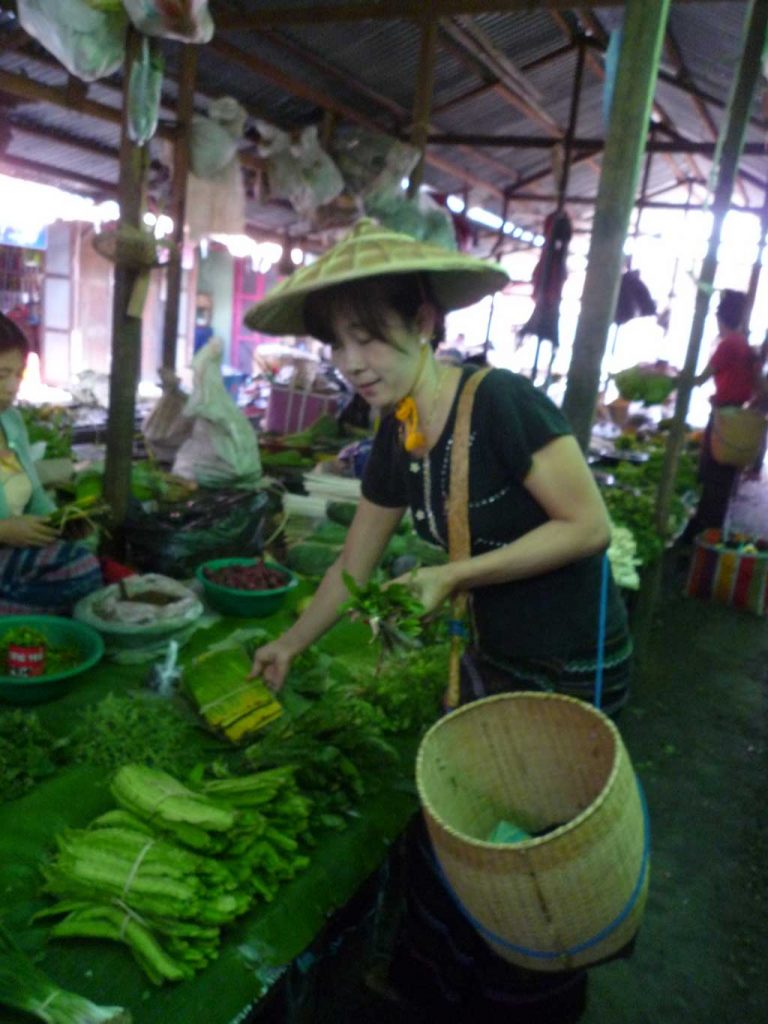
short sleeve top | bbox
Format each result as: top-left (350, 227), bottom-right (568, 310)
top-left (710, 331), bottom-right (755, 407)
top-left (362, 368), bottom-right (627, 661)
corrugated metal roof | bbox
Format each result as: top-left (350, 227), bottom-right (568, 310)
top-left (0, 2), bottom-right (763, 248)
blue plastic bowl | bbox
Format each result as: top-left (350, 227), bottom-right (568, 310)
top-left (0, 615), bottom-right (104, 704)
top-left (195, 558), bottom-right (298, 618)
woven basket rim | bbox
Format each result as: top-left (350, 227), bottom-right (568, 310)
top-left (415, 691), bottom-right (622, 850)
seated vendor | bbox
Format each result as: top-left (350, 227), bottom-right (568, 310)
top-left (0, 312), bottom-right (103, 614)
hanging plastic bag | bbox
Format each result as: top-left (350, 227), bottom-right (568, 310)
top-left (123, 0), bottom-right (214, 43)
top-left (185, 98), bottom-right (247, 240)
top-left (18, 0), bottom-right (127, 81)
top-left (127, 35), bottom-right (164, 145)
top-left (172, 338), bottom-right (262, 488)
top-left (255, 121), bottom-right (344, 219)
top-left (331, 127), bottom-right (420, 198)
top-left (142, 368), bottom-right (193, 464)
top-left (189, 96), bottom-right (246, 178)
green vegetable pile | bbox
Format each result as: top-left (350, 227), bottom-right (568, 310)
top-left (245, 682), bottom-right (398, 830)
top-left (68, 693), bottom-right (206, 776)
top-left (17, 402), bottom-right (74, 460)
top-left (0, 709), bottom-right (68, 801)
top-left (600, 438), bottom-right (699, 565)
top-left (39, 763), bottom-right (312, 984)
top-left (613, 365), bottom-right (678, 406)
top-left (352, 644), bottom-right (450, 734)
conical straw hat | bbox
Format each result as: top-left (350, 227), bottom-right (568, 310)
top-left (244, 218), bottom-right (510, 337)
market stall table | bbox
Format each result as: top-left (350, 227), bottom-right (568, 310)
top-left (0, 598), bottom-right (421, 1024)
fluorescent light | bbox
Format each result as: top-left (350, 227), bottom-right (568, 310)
top-left (467, 206), bottom-right (503, 230)
top-left (446, 195), bottom-right (466, 213)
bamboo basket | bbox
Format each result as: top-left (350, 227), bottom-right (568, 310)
top-left (416, 692), bottom-right (649, 972)
top-left (710, 406), bottom-right (767, 468)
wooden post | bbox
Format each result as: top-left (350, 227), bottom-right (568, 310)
top-left (745, 180), bottom-right (768, 329)
top-left (162, 44), bottom-right (198, 372)
top-left (557, 36), bottom-right (586, 209)
top-left (561, 0), bottom-right (671, 449)
top-left (102, 28), bottom-right (148, 554)
top-left (655, 0), bottom-right (768, 536)
top-left (407, 14), bottom-right (438, 199)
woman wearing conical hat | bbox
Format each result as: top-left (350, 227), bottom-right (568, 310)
top-left (248, 219), bottom-right (631, 716)
top-left (246, 219), bottom-right (633, 1020)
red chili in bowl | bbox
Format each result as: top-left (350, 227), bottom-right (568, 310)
top-left (204, 562), bottom-right (289, 591)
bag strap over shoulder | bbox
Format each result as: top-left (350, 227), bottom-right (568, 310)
top-left (445, 367), bottom-right (491, 709)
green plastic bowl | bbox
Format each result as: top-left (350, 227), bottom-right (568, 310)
top-left (195, 558), bottom-right (298, 618)
top-left (0, 615), bottom-right (104, 704)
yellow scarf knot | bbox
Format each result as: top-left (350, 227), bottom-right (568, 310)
top-left (394, 396), bottom-right (426, 452)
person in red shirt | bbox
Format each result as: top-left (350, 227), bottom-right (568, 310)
top-left (683, 289), bottom-right (758, 538)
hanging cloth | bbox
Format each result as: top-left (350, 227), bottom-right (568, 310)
top-left (519, 209), bottom-right (572, 347)
top-left (614, 269), bottom-right (657, 326)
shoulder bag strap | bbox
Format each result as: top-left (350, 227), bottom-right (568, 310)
top-left (444, 367), bottom-right (491, 709)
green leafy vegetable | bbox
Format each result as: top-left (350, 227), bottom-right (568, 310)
top-left (0, 921), bottom-right (131, 1023)
top-left (68, 692), bottom-right (205, 776)
top-left (0, 709), bottom-right (69, 802)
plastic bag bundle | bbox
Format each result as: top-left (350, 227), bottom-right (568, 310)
top-left (172, 338), bottom-right (262, 488)
top-left (142, 368), bottom-right (193, 464)
top-left (186, 97), bottom-right (247, 240)
top-left (123, 0), bottom-right (214, 43)
top-left (18, 0), bottom-right (126, 81)
top-left (330, 127), bottom-right (420, 198)
top-left (123, 488), bottom-right (270, 578)
top-left (189, 97), bottom-right (247, 179)
top-left (255, 121), bottom-right (344, 219)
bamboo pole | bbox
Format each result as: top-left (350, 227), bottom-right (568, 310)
top-left (407, 15), bottom-right (439, 198)
top-left (561, 0), bottom-right (671, 449)
top-left (161, 44), bottom-right (197, 372)
top-left (655, 0), bottom-right (768, 536)
top-left (102, 28), bottom-right (148, 555)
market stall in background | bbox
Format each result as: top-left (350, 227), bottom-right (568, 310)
top-left (1, 1), bottom-right (768, 1022)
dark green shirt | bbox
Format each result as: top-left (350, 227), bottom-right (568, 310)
top-left (362, 368), bottom-right (628, 661)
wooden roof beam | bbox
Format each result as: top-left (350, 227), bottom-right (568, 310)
top-left (258, 28), bottom-right (515, 187)
top-left (663, 24), bottom-right (750, 203)
top-left (550, 9), bottom-right (691, 190)
top-left (217, 1), bottom-right (747, 31)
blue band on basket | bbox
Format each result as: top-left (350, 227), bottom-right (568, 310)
top-left (594, 553), bottom-right (610, 711)
top-left (448, 620), bottom-right (468, 638)
top-left (432, 778), bottom-right (651, 960)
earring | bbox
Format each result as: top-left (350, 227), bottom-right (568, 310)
top-left (419, 336), bottom-right (428, 347)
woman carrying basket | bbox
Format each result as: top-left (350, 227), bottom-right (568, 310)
top-left (681, 289), bottom-right (763, 541)
top-left (247, 219), bottom-right (632, 1021)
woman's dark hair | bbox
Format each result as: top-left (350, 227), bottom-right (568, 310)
top-left (0, 311), bottom-right (30, 357)
top-left (716, 289), bottom-right (747, 331)
top-left (304, 272), bottom-right (445, 350)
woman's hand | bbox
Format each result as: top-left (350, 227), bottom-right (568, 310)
top-left (392, 564), bottom-right (456, 616)
top-left (0, 514), bottom-right (58, 548)
top-left (249, 637), bottom-right (298, 692)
